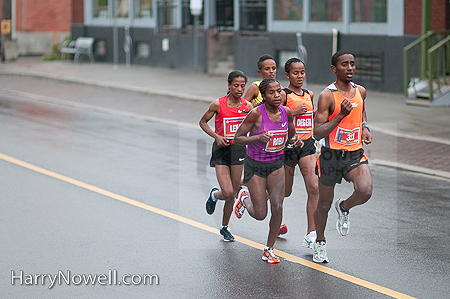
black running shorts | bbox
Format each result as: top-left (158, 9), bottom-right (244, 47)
top-left (243, 155), bottom-right (284, 184)
top-left (315, 147), bottom-right (368, 186)
top-left (284, 137), bottom-right (316, 167)
top-left (210, 142), bottom-right (246, 167)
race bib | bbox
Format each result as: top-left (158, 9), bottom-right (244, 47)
top-left (335, 127), bottom-right (360, 145)
top-left (265, 129), bottom-right (288, 152)
top-left (223, 116), bottom-right (245, 140)
top-left (294, 111), bottom-right (313, 133)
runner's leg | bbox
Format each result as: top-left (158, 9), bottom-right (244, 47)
top-left (299, 154), bottom-right (319, 233)
top-left (343, 164), bottom-right (372, 211)
top-left (266, 167), bottom-right (285, 247)
top-left (314, 181), bottom-right (335, 241)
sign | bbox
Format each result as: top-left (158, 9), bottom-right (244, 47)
top-left (1, 20), bottom-right (11, 34)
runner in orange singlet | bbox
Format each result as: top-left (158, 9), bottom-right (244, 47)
top-left (312, 50), bottom-right (373, 263)
top-left (281, 58), bottom-right (319, 250)
top-left (199, 70), bottom-right (253, 242)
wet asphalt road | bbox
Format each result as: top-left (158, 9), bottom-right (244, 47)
top-left (1, 77), bottom-right (449, 299)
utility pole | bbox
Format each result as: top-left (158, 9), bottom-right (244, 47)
top-left (420, 0), bottom-right (432, 77)
top-left (1, 0), bottom-right (17, 61)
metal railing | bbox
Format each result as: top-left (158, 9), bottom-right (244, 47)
top-left (427, 35), bottom-right (450, 101)
top-left (403, 30), bottom-right (450, 100)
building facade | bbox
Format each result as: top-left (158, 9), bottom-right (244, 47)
top-left (5, 0), bottom-right (449, 92)
top-left (1, 0), bottom-right (84, 55)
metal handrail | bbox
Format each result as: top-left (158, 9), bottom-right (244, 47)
top-left (427, 35), bottom-right (450, 101)
top-left (403, 30), bottom-right (450, 99)
top-left (403, 31), bottom-right (435, 97)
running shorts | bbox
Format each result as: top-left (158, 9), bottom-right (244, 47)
top-left (284, 137), bottom-right (316, 167)
top-left (243, 155), bottom-right (284, 184)
top-left (315, 147), bottom-right (368, 186)
top-left (210, 142), bottom-right (246, 167)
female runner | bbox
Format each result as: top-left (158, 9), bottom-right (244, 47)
top-left (234, 78), bottom-right (302, 263)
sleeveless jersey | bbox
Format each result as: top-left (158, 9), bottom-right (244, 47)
top-left (247, 104), bottom-right (289, 163)
top-left (250, 81), bottom-right (264, 106)
top-left (323, 82), bottom-right (364, 151)
top-left (214, 95), bottom-right (250, 144)
top-left (284, 88), bottom-right (313, 140)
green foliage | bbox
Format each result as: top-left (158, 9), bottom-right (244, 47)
top-left (43, 36), bottom-right (71, 61)
top-left (43, 44), bottom-right (62, 61)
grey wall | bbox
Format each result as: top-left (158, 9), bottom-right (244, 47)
top-left (74, 24), bottom-right (418, 93)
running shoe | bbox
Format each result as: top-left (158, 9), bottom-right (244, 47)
top-left (302, 230), bottom-right (317, 249)
top-left (206, 187), bottom-right (219, 215)
top-left (278, 224), bottom-right (288, 235)
top-left (335, 198), bottom-right (350, 236)
top-left (234, 188), bottom-right (248, 219)
top-left (313, 240), bottom-right (329, 263)
top-left (220, 226), bottom-right (235, 242)
top-left (262, 247), bottom-right (280, 264)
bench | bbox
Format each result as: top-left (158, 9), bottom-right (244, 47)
top-left (61, 37), bottom-right (95, 63)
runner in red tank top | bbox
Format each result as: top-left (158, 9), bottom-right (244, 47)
top-left (280, 58), bottom-right (319, 250)
top-left (199, 70), bottom-right (253, 242)
top-left (312, 51), bottom-right (373, 263)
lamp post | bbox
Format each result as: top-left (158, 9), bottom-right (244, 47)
top-left (190, 0), bottom-right (202, 71)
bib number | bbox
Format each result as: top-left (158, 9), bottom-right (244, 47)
top-left (294, 111), bottom-right (313, 134)
top-left (223, 117), bottom-right (245, 140)
top-left (335, 127), bottom-right (360, 145)
top-left (265, 130), bottom-right (288, 152)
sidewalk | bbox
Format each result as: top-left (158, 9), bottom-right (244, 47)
top-left (1, 57), bottom-right (450, 179)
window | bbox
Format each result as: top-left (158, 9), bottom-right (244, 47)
top-left (240, 0), bottom-right (267, 31)
top-left (181, 0), bottom-right (204, 28)
top-left (274, 0), bottom-right (302, 21)
top-left (136, 41), bottom-right (151, 58)
top-left (135, 0), bottom-right (153, 18)
top-left (157, 0), bottom-right (177, 29)
top-left (115, 0), bottom-right (130, 18)
top-left (216, 0), bottom-right (234, 28)
top-left (310, 0), bottom-right (342, 22)
top-left (352, 0), bottom-right (386, 23)
top-left (94, 0), bottom-right (109, 18)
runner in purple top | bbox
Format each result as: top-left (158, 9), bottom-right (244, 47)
top-left (246, 103), bottom-right (288, 163)
top-left (233, 78), bottom-right (303, 263)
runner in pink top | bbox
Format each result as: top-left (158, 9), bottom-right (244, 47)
top-left (233, 78), bottom-right (302, 263)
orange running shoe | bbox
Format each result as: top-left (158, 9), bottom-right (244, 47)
top-left (234, 188), bottom-right (248, 219)
top-left (262, 247), bottom-right (280, 264)
top-left (278, 224), bottom-right (288, 235)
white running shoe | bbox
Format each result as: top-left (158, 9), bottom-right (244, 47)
top-left (313, 240), bottom-right (329, 263)
top-left (335, 198), bottom-right (350, 236)
top-left (302, 230), bottom-right (317, 249)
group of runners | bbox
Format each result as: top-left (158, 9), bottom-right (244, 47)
top-left (199, 50), bottom-right (373, 264)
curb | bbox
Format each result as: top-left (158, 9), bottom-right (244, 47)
top-left (3, 69), bottom-right (449, 180)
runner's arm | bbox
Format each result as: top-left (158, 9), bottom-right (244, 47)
top-left (285, 107), bottom-right (303, 147)
top-left (359, 86), bottom-right (372, 144)
top-left (243, 83), bottom-right (259, 103)
top-left (199, 99), bottom-right (230, 147)
top-left (233, 109), bottom-right (271, 145)
top-left (313, 89), bottom-right (351, 140)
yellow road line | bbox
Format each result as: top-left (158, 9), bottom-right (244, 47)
top-left (1, 152), bottom-right (416, 299)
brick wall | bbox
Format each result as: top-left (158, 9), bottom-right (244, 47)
top-left (405, 0), bottom-right (450, 35)
top-left (15, 0), bottom-right (72, 32)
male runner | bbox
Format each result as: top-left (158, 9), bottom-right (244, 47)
top-left (312, 50), bottom-right (373, 263)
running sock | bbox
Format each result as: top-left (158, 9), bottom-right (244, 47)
top-left (221, 225), bottom-right (228, 230)
top-left (211, 190), bottom-right (218, 202)
top-left (340, 201), bottom-right (349, 213)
